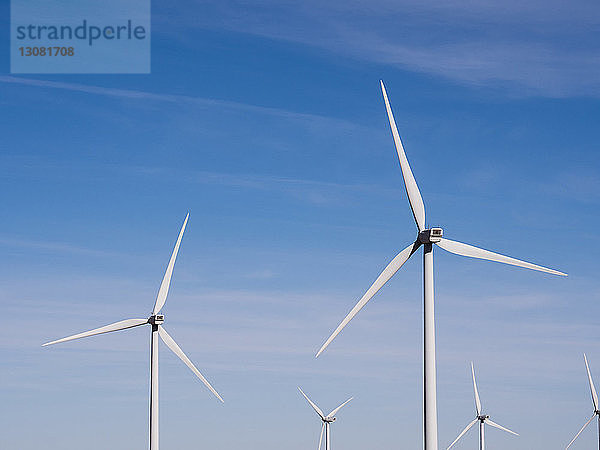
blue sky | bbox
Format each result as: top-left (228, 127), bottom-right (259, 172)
top-left (1, 1), bottom-right (599, 449)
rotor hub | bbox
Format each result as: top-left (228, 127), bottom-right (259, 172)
top-left (323, 417), bottom-right (336, 423)
top-left (418, 228), bottom-right (443, 244)
top-left (478, 415), bottom-right (489, 421)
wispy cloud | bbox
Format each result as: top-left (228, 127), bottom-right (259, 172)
top-left (0, 236), bottom-right (123, 258)
top-left (541, 170), bottom-right (600, 204)
top-left (161, 0), bottom-right (600, 97)
top-left (243, 269), bottom-right (276, 280)
top-left (0, 152), bottom-right (402, 209)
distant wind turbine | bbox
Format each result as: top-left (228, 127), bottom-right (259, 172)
top-left (315, 81), bottom-right (567, 450)
top-left (447, 363), bottom-right (519, 450)
top-left (566, 354), bottom-right (600, 449)
top-left (43, 214), bottom-right (223, 450)
top-left (298, 387), bottom-right (353, 450)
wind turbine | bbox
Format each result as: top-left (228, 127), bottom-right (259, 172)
top-left (315, 81), bottom-right (567, 450)
top-left (298, 387), bottom-right (353, 450)
top-left (42, 214), bottom-right (223, 450)
top-left (566, 354), bottom-right (600, 449)
top-left (447, 362), bottom-right (518, 450)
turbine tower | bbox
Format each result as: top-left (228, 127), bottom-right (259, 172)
top-left (315, 81), bottom-right (567, 450)
top-left (43, 214), bottom-right (223, 450)
top-left (566, 354), bottom-right (600, 449)
top-left (447, 363), bottom-right (518, 450)
top-left (298, 387), bottom-right (353, 450)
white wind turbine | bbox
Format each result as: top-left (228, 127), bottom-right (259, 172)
top-left (315, 81), bottom-right (567, 450)
top-left (42, 214), bottom-right (223, 450)
top-left (298, 387), bottom-right (353, 450)
top-left (447, 363), bottom-right (518, 450)
top-left (566, 354), bottom-right (600, 449)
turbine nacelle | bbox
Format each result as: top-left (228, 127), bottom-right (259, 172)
top-left (148, 314), bottom-right (165, 325)
top-left (478, 414), bottom-right (490, 422)
top-left (418, 228), bottom-right (443, 244)
top-left (323, 417), bottom-right (336, 423)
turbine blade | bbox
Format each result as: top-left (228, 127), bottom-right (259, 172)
top-left (446, 419), bottom-right (478, 450)
top-left (158, 326), bottom-right (223, 402)
top-left (153, 213), bottom-right (189, 314)
top-left (42, 318), bottom-right (148, 346)
top-left (315, 241), bottom-right (420, 357)
top-left (327, 397), bottom-right (353, 418)
top-left (584, 353), bottom-right (599, 410)
top-left (380, 80), bottom-right (426, 231)
top-left (318, 422), bottom-right (325, 450)
top-left (484, 419), bottom-right (519, 436)
top-left (436, 238), bottom-right (567, 276)
top-left (566, 414), bottom-right (597, 449)
top-left (471, 362), bottom-right (482, 416)
top-left (298, 387), bottom-right (325, 419)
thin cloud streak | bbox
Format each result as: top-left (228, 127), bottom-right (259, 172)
top-left (0, 154), bottom-right (403, 208)
top-left (0, 75), bottom-right (366, 128)
top-left (0, 236), bottom-right (125, 258)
